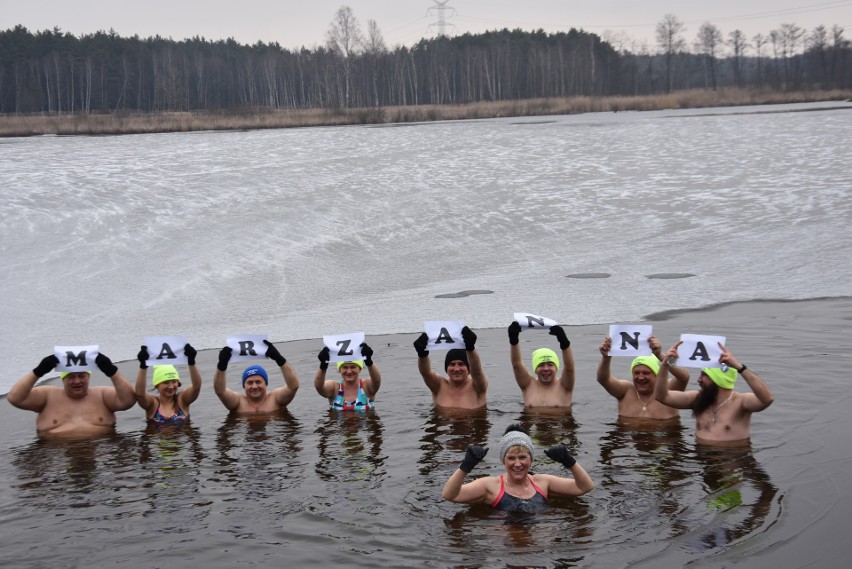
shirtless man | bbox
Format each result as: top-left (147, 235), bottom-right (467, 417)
top-left (597, 335), bottom-right (690, 419)
top-left (507, 322), bottom-right (574, 408)
top-left (214, 339), bottom-right (299, 413)
top-left (413, 326), bottom-right (487, 410)
top-left (655, 341), bottom-right (774, 442)
top-left (7, 352), bottom-right (136, 437)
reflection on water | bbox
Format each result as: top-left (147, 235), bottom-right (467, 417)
top-left (592, 418), bottom-right (780, 566)
top-left (690, 444), bottom-right (779, 554)
top-left (314, 410), bottom-right (386, 488)
top-left (213, 411), bottom-right (304, 498)
top-left (1, 397), bottom-right (786, 568)
top-left (418, 407), bottom-right (491, 477)
top-left (136, 424), bottom-right (207, 527)
top-left (517, 409), bottom-right (580, 450)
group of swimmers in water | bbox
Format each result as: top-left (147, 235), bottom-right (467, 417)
top-left (6, 322), bottom-right (774, 512)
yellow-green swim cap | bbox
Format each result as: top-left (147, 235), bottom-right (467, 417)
top-left (702, 366), bottom-right (737, 389)
top-left (60, 370), bottom-right (91, 379)
top-left (337, 360), bottom-right (364, 372)
top-left (532, 348), bottom-right (559, 372)
top-left (152, 365), bottom-right (181, 388)
top-left (631, 355), bottom-right (660, 376)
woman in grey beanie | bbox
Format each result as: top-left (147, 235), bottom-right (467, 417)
top-left (442, 423), bottom-right (594, 512)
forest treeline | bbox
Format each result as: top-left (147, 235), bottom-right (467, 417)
top-left (1, 11), bottom-right (850, 115)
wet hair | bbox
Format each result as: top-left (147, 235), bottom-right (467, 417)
top-left (692, 378), bottom-right (719, 417)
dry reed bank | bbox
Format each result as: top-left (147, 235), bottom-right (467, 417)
top-left (1, 88), bottom-right (850, 137)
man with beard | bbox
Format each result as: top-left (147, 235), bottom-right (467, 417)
top-left (597, 335), bottom-right (690, 419)
top-left (654, 341), bottom-right (774, 442)
top-left (214, 340), bottom-right (299, 413)
top-left (413, 326), bottom-right (487, 410)
top-left (8, 352), bottom-right (136, 437)
top-left (507, 322), bottom-right (575, 408)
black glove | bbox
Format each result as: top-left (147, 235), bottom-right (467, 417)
top-left (360, 342), bottom-right (374, 367)
top-left (137, 346), bottom-right (149, 369)
top-left (459, 445), bottom-right (488, 474)
top-left (264, 339), bottom-right (286, 367)
top-left (217, 346), bottom-right (232, 371)
top-left (96, 353), bottom-right (118, 378)
top-left (33, 355), bottom-right (59, 378)
top-left (508, 321), bottom-right (521, 345)
top-left (549, 325), bottom-right (571, 350)
top-left (461, 326), bottom-right (477, 351)
top-left (184, 343), bottom-right (197, 366)
top-left (413, 333), bottom-right (429, 358)
top-left (544, 444), bottom-right (576, 469)
top-left (317, 346), bottom-right (330, 370)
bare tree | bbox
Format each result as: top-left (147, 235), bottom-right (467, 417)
top-left (364, 19), bottom-right (387, 106)
top-left (808, 25), bottom-right (829, 86)
top-left (727, 30), bottom-right (748, 88)
top-left (326, 5), bottom-right (364, 107)
top-left (694, 22), bottom-right (723, 90)
top-left (831, 25), bottom-right (849, 88)
top-left (778, 23), bottom-right (804, 88)
top-left (656, 13), bottom-right (685, 93)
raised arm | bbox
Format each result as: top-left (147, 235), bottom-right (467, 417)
top-left (597, 337), bottom-right (629, 399)
top-left (550, 326), bottom-right (575, 393)
top-left (414, 333), bottom-right (443, 395)
top-left (97, 353), bottom-right (137, 411)
top-left (265, 340), bottom-right (299, 407)
top-left (134, 346), bottom-right (157, 412)
top-left (719, 343), bottom-right (774, 412)
top-left (360, 343), bottom-right (382, 398)
top-left (508, 322), bottom-right (534, 390)
top-left (542, 444), bottom-right (595, 497)
top-left (461, 327), bottom-right (488, 396)
top-left (180, 344), bottom-right (202, 406)
top-left (655, 342), bottom-right (696, 409)
top-left (442, 445), bottom-right (491, 503)
top-left (314, 347), bottom-right (337, 399)
top-left (6, 356), bottom-right (57, 411)
top-left (273, 362), bottom-right (300, 406)
top-left (213, 347), bottom-right (241, 411)
top-left (651, 336), bottom-right (689, 390)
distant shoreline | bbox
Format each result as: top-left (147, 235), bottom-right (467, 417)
top-left (2, 88), bottom-right (850, 137)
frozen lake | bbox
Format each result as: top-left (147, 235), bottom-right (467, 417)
top-left (1, 101), bottom-right (851, 392)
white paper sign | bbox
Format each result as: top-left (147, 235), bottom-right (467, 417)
top-left (424, 320), bottom-right (464, 351)
top-left (513, 312), bottom-right (558, 329)
top-left (144, 335), bottom-right (189, 366)
top-left (608, 325), bottom-right (653, 356)
top-left (324, 332), bottom-right (366, 362)
top-left (54, 345), bottom-right (99, 373)
top-left (226, 334), bottom-right (269, 362)
top-left (676, 334), bottom-right (727, 368)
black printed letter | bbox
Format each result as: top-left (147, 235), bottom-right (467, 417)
top-left (238, 341), bottom-right (258, 357)
top-left (618, 332), bottom-right (641, 351)
top-left (336, 339), bottom-right (354, 357)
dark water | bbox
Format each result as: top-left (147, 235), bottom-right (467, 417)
top-left (4, 298), bottom-right (851, 568)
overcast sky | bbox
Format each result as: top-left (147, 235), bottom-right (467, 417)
top-left (2, 0), bottom-right (850, 51)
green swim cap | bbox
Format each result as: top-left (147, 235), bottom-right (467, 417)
top-left (60, 370), bottom-right (91, 379)
top-left (337, 360), bottom-right (364, 372)
top-left (702, 366), bottom-right (737, 389)
top-left (631, 355), bottom-right (660, 376)
top-left (532, 348), bottom-right (559, 372)
top-left (152, 365), bottom-right (181, 388)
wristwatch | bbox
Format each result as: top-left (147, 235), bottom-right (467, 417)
top-left (737, 364), bottom-right (748, 374)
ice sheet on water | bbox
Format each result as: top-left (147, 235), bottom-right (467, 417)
top-left (2, 102), bottom-right (852, 393)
